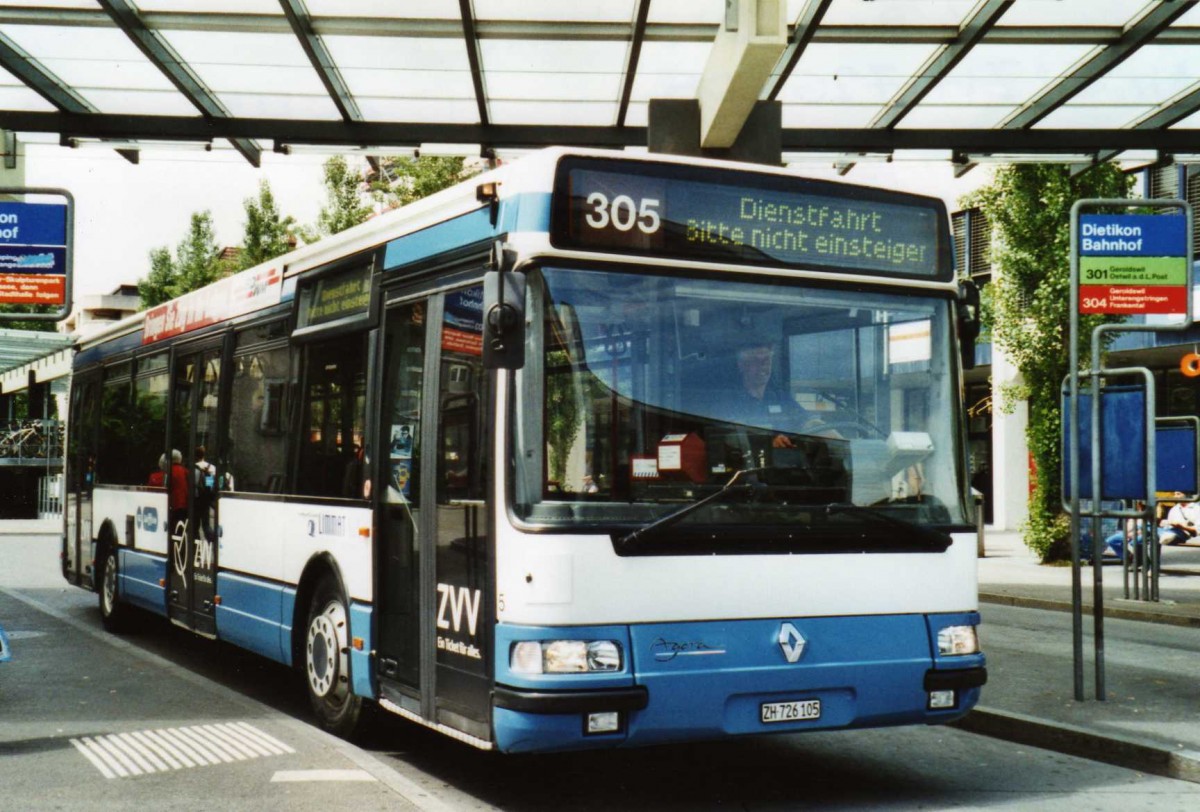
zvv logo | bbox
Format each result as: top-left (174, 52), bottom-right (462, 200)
top-left (436, 583), bottom-right (481, 637)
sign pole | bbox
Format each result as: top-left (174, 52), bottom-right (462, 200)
top-left (1069, 197), bottom-right (1193, 700)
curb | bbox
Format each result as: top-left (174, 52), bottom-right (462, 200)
top-left (979, 591), bottom-right (1200, 629)
top-left (954, 707), bottom-right (1200, 784)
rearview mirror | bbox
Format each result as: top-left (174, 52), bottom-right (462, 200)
top-left (483, 242), bottom-right (526, 370)
top-left (957, 279), bottom-right (981, 371)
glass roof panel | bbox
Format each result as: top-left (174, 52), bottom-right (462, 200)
top-left (782, 104), bottom-right (880, 128)
top-left (219, 92), bottom-right (342, 121)
top-left (322, 34), bottom-right (470, 72)
top-left (821, 0), bottom-right (974, 26)
top-left (78, 88), bottom-right (200, 117)
top-left (781, 43), bottom-right (940, 106)
top-left (635, 40), bottom-right (710, 81)
top-left (480, 39), bottom-right (627, 74)
top-left (1172, 6), bottom-right (1200, 26)
top-left (474, 0), bottom-right (636, 23)
top-left (323, 35), bottom-right (475, 100)
top-left (184, 62), bottom-right (328, 96)
top-left (339, 68), bottom-right (475, 100)
top-left (133, 0), bottom-right (282, 12)
top-left (0, 24), bottom-right (177, 92)
top-left (624, 101), bottom-right (649, 127)
top-left (895, 105), bottom-right (1016, 129)
top-left (488, 71), bottom-right (619, 103)
top-left (921, 77), bottom-right (1051, 106)
top-left (0, 83), bottom-right (56, 113)
top-left (490, 100), bottom-right (617, 126)
top-left (40, 55), bottom-right (177, 93)
top-left (0, 1), bottom-right (97, 9)
top-left (160, 30), bottom-right (311, 69)
top-left (156, 30), bottom-right (341, 118)
top-left (1071, 45), bottom-right (1200, 105)
top-left (998, 0), bottom-right (1146, 27)
top-left (648, 0), bottom-right (723, 25)
top-left (305, 0), bottom-right (459, 18)
top-left (356, 97), bottom-right (479, 124)
top-left (1034, 104), bottom-right (1154, 129)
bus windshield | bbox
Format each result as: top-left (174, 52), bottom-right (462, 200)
top-left (513, 266), bottom-right (968, 547)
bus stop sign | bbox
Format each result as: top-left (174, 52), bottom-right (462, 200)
top-left (0, 188), bottom-right (74, 322)
top-left (1078, 213), bottom-right (1189, 315)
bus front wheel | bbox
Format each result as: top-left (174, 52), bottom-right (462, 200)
top-left (304, 575), bottom-right (363, 737)
top-left (98, 549), bottom-right (128, 633)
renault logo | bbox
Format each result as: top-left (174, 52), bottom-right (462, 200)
top-left (778, 623), bottom-right (806, 663)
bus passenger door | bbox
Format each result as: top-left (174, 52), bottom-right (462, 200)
top-left (65, 374), bottom-right (99, 587)
top-left (376, 300), bottom-right (428, 705)
top-left (431, 286), bottom-right (491, 741)
top-left (167, 345), bottom-right (223, 636)
top-left (376, 286), bottom-right (491, 742)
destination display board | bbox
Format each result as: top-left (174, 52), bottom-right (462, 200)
top-left (552, 157), bottom-right (950, 279)
top-left (296, 262), bottom-right (371, 328)
top-left (0, 201), bottom-right (68, 306)
top-left (1078, 213), bottom-right (1189, 315)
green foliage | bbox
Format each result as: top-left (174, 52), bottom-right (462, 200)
top-left (0, 304), bottom-right (57, 331)
top-left (964, 164), bottom-right (1134, 561)
top-left (139, 211), bottom-right (233, 309)
top-left (239, 180), bottom-right (296, 270)
top-left (315, 155), bottom-right (373, 236)
top-left (371, 156), bottom-right (475, 209)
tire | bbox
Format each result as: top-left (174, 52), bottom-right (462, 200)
top-left (98, 548), bottom-right (129, 633)
top-left (303, 575), bottom-right (363, 738)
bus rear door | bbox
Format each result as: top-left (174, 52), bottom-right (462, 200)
top-left (167, 343), bottom-right (225, 636)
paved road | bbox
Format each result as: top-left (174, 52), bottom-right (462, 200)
top-left (3, 531), bottom-right (1200, 810)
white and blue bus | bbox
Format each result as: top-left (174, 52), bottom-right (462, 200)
top-left (64, 148), bottom-right (985, 753)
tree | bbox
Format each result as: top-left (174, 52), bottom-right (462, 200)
top-left (965, 164), bottom-right (1134, 562)
top-left (0, 304), bottom-right (57, 331)
top-left (138, 211), bottom-right (232, 309)
top-left (137, 247), bottom-right (177, 309)
top-left (239, 180), bottom-right (296, 270)
top-left (371, 155), bottom-right (474, 209)
top-left (315, 155), bottom-right (372, 236)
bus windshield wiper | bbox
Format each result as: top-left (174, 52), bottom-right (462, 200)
top-left (615, 468), bottom-right (764, 551)
top-left (823, 503), bottom-right (952, 551)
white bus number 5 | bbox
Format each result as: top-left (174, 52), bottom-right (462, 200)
top-left (584, 192), bottom-right (661, 235)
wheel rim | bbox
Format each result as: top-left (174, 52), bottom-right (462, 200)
top-left (306, 599), bottom-right (349, 702)
top-left (102, 553), bottom-right (117, 615)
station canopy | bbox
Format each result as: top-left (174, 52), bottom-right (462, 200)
top-left (0, 1), bottom-right (1199, 170)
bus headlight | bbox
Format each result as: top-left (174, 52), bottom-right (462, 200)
top-left (510, 640), bottom-right (623, 674)
top-left (937, 625), bottom-right (979, 656)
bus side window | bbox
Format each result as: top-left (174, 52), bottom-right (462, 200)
top-left (228, 341), bottom-right (290, 494)
top-left (296, 333), bottom-right (368, 499)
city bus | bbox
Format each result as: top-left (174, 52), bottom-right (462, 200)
top-left (63, 148), bottom-right (985, 753)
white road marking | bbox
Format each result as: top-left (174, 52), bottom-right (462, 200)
top-left (69, 723), bottom-right (289, 779)
top-left (4, 586), bottom-right (487, 810)
top-left (271, 769), bottom-right (377, 783)
top-left (70, 738), bottom-right (117, 780)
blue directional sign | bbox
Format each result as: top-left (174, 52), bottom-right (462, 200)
top-left (1079, 214), bottom-right (1188, 256)
top-left (0, 199), bottom-right (69, 307)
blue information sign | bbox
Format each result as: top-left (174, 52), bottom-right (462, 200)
top-left (1079, 214), bottom-right (1188, 257)
top-left (0, 198), bottom-right (71, 308)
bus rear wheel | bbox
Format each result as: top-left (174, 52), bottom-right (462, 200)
top-left (304, 575), bottom-right (363, 737)
top-left (98, 549), bottom-right (128, 632)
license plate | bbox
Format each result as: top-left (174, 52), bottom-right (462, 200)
top-left (760, 699), bottom-right (821, 724)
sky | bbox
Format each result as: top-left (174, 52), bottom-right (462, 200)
top-left (15, 140), bottom-right (992, 299)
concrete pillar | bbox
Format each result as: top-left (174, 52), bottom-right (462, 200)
top-left (648, 98), bottom-right (782, 166)
top-left (990, 343), bottom-right (1029, 531)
